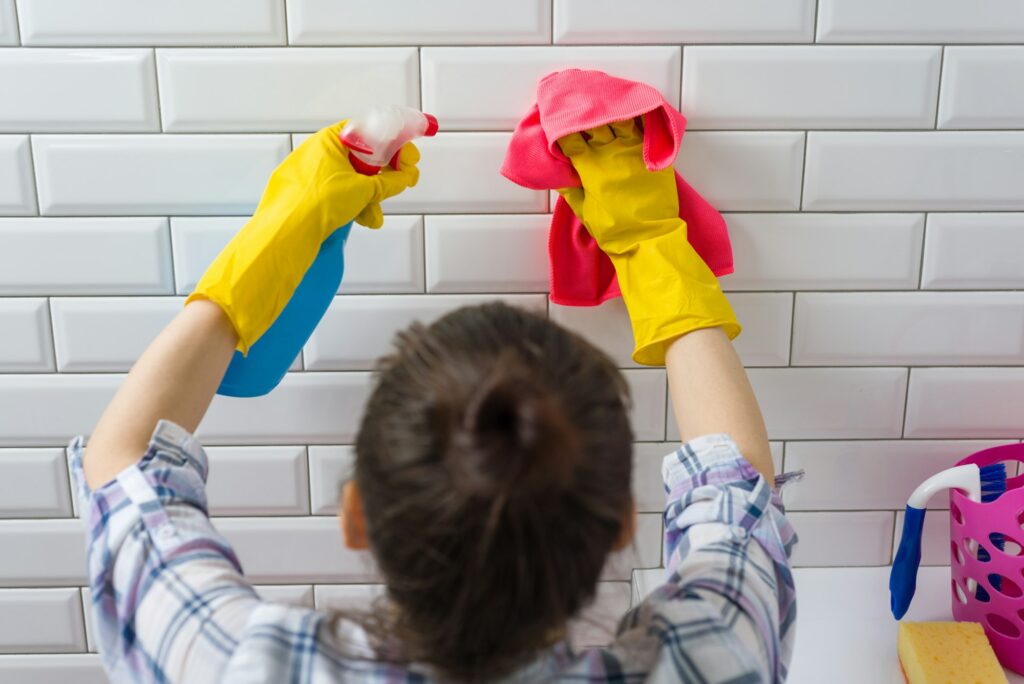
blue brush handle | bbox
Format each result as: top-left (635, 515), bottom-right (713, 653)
top-left (217, 223), bottom-right (352, 398)
top-left (889, 505), bottom-right (926, 619)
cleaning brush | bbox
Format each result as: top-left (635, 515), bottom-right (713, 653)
top-left (890, 462), bottom-right (1007, 620)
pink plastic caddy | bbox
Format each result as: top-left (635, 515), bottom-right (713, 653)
top-left (950, 443), bottom-right (1024, 673)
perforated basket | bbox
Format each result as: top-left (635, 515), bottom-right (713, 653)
top-left (949, 443), bottom-right (1024, 674)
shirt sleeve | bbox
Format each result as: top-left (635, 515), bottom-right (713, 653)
top-left (69, 420), bottom-right (262, 684)
top-left (608, 434), bottom-right (799, 684)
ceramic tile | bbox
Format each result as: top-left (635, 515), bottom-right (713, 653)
top-left (939, 47), bottom-right (1024, 128)
top-left (384, 133), bottom-right (548, 214)
top-left (425, 215), bottom-right (550, 293)
top-left (158, 48), bottom-right (417, 132)
top-left (0, 589), bottom-right (85, 653)
top-left (922, 213), bottom-right (1024, 289)
top-left (307, 445), bottom-right (353, 515)
top-left (622, 369), bottom-right (667, 442)
top-left (421, 46), bottom-right (680, 130)
top-left (683, 46), bottom-right (939, 130)
top-left (0, 49), bottom-right (157, 132)
top-left (33, 135), bottom-right (290, 215)
top-left (0, 449), bottom-right (70, 518)
top-left (0, 0), bottom-right (16, 45)
top-left (554, 0), bottom-right (815, 43)
top-left (0, 520), bottom-right (86, 585)
top-left (16, 0), bottom-right (285, 46)
top-left (783, 440), bottom-right (1007, 511)
top-left (205, 446), bottom-right (309, 516)
top-left (0, 655), bottom-right (105, 684)
top-left (0, 374), bottom-right (119, 447)
top-left (787, 512), bottom-right (895, 567)
top-left (288, 0), bottom-right (550, 45)
top-left (817, 0), bottom-right (1024, 43)
top-left (200, 373), bottom-right (374, 446)
top-left (50, 297), bottom-right (180, 371)
top-left (0, 218), bottom-right (173, 295)
top-left (253, 585), bottom-right (315, 608)
top-left (905, 368), bottom-right (1024, 439)
top-left (804, 132), bottom-right (1024, 211)
top-left (793, 292), bottom-right (1024, 366)
top-left (716, 368), bottom-right (907, 441)
top-left (675, 132), bottom-right (805, 211)
top-left (0, 299), bottom-right (53, 371)
top-left (722, 213), bottom-right (924, 291)
top-left (0, 135), bottom-right (35, 215)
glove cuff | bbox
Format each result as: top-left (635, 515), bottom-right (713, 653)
top-left (608, 234), bottom-right (740, 366)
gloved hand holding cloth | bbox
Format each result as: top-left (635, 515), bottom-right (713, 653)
top-left (187, 120), bottom-right (420, 354)
top-left (557, 119), bottom-right (740, 366)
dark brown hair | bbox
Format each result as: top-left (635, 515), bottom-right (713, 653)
top-left (353, 302), bottom-right (633, 681)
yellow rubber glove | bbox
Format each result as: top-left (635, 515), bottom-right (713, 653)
top-left (187, 120), bottom-right (420, 354)
top-left (557, 119), bottom-right (739, 366)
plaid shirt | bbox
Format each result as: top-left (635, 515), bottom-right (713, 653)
top-left (70, 420), bottom-right (798, 683)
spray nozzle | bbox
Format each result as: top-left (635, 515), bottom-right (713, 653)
top-left (340, 105), bottom-right (438, 176)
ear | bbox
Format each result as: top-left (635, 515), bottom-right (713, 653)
top-left (340, 481), bottom-right (369, 550)
top-left (612, 498), bottom-right (637, 551)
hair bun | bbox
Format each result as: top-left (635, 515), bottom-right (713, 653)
top-left (449, 350), bottom-right (580, 497)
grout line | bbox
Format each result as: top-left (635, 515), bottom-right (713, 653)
top-left (416, 46), bottom-right (423, 110)
top-left (150, 48), bottom-right (164, 132)
top-left (11, 41), bottom-right (1024, 48)
top-left (76, 587), bottom-right (91, 652)
top-left (917, 214), bottom-right (929, 290)
top-left (2, 286), bottom-right (1024, 301)
top-left (281, 0), bottom-right (290, 46)
top-left (44, 296), bottom-right (59, 372)
top-left (677, 45), bottom-right (684, 109)
top-left (549, 0), bottom-right (554, 45)
top-left (11, 208), bottom-right (1024, 220)
top-left (787, 292), bottom-right (797, 365)
top-left (899, 367), bottom-right (912, 438)
top-left (10, 0), bottom-right (20, 45)
top-left (9, 287), bottom-right (1024, 300)
top-left (3, 436), bottom-right (1023, 453)
top-left (0, 507), bottom-right (943, 524)
top-left (23, 134), bottom-right (42, 215)
top-left (14, 127), bottom-right (1024, 135)
top-left (811, 0), bottom-right (821, 44)
top-left (662, 371), bottom-right (671, 442)
top-left (933, 46), bottom-right (946, 129)
top-left (303, 445), bottom-right (313, 514)
top-left (165, 218), bottom-right (178, 294)
top-left (797, 131), bottom-right (809, 210)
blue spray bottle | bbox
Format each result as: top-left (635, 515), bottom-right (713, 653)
top-left (217, 106), bottom-right (438, 398)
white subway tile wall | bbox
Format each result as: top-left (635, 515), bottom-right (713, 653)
top-left (1, 0), bottom-right (1022, 672)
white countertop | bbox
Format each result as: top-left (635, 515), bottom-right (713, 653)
top-left (633, 566), bottom-right (1024, 683)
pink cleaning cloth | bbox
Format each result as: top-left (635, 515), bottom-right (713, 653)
top-left (501, 68), bottom-right (733, 307)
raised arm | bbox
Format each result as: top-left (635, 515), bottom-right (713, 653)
top-left (664, 328), bottom-right (773, 481)
top-left (556, 121), bottom-right (771, 479)
top-left (83, 122), bottom-right (420, 490)
top-left (83, 302), bottom-right (236, 489)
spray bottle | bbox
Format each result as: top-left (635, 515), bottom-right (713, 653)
top-left (217, 106), bottom-right (438, 398)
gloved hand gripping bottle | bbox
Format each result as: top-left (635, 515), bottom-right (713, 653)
top-left (216, 106), bottom-right (438, 398)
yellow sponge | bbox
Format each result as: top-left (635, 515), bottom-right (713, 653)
top-left (898, 621), bottom-right (1007, 684)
